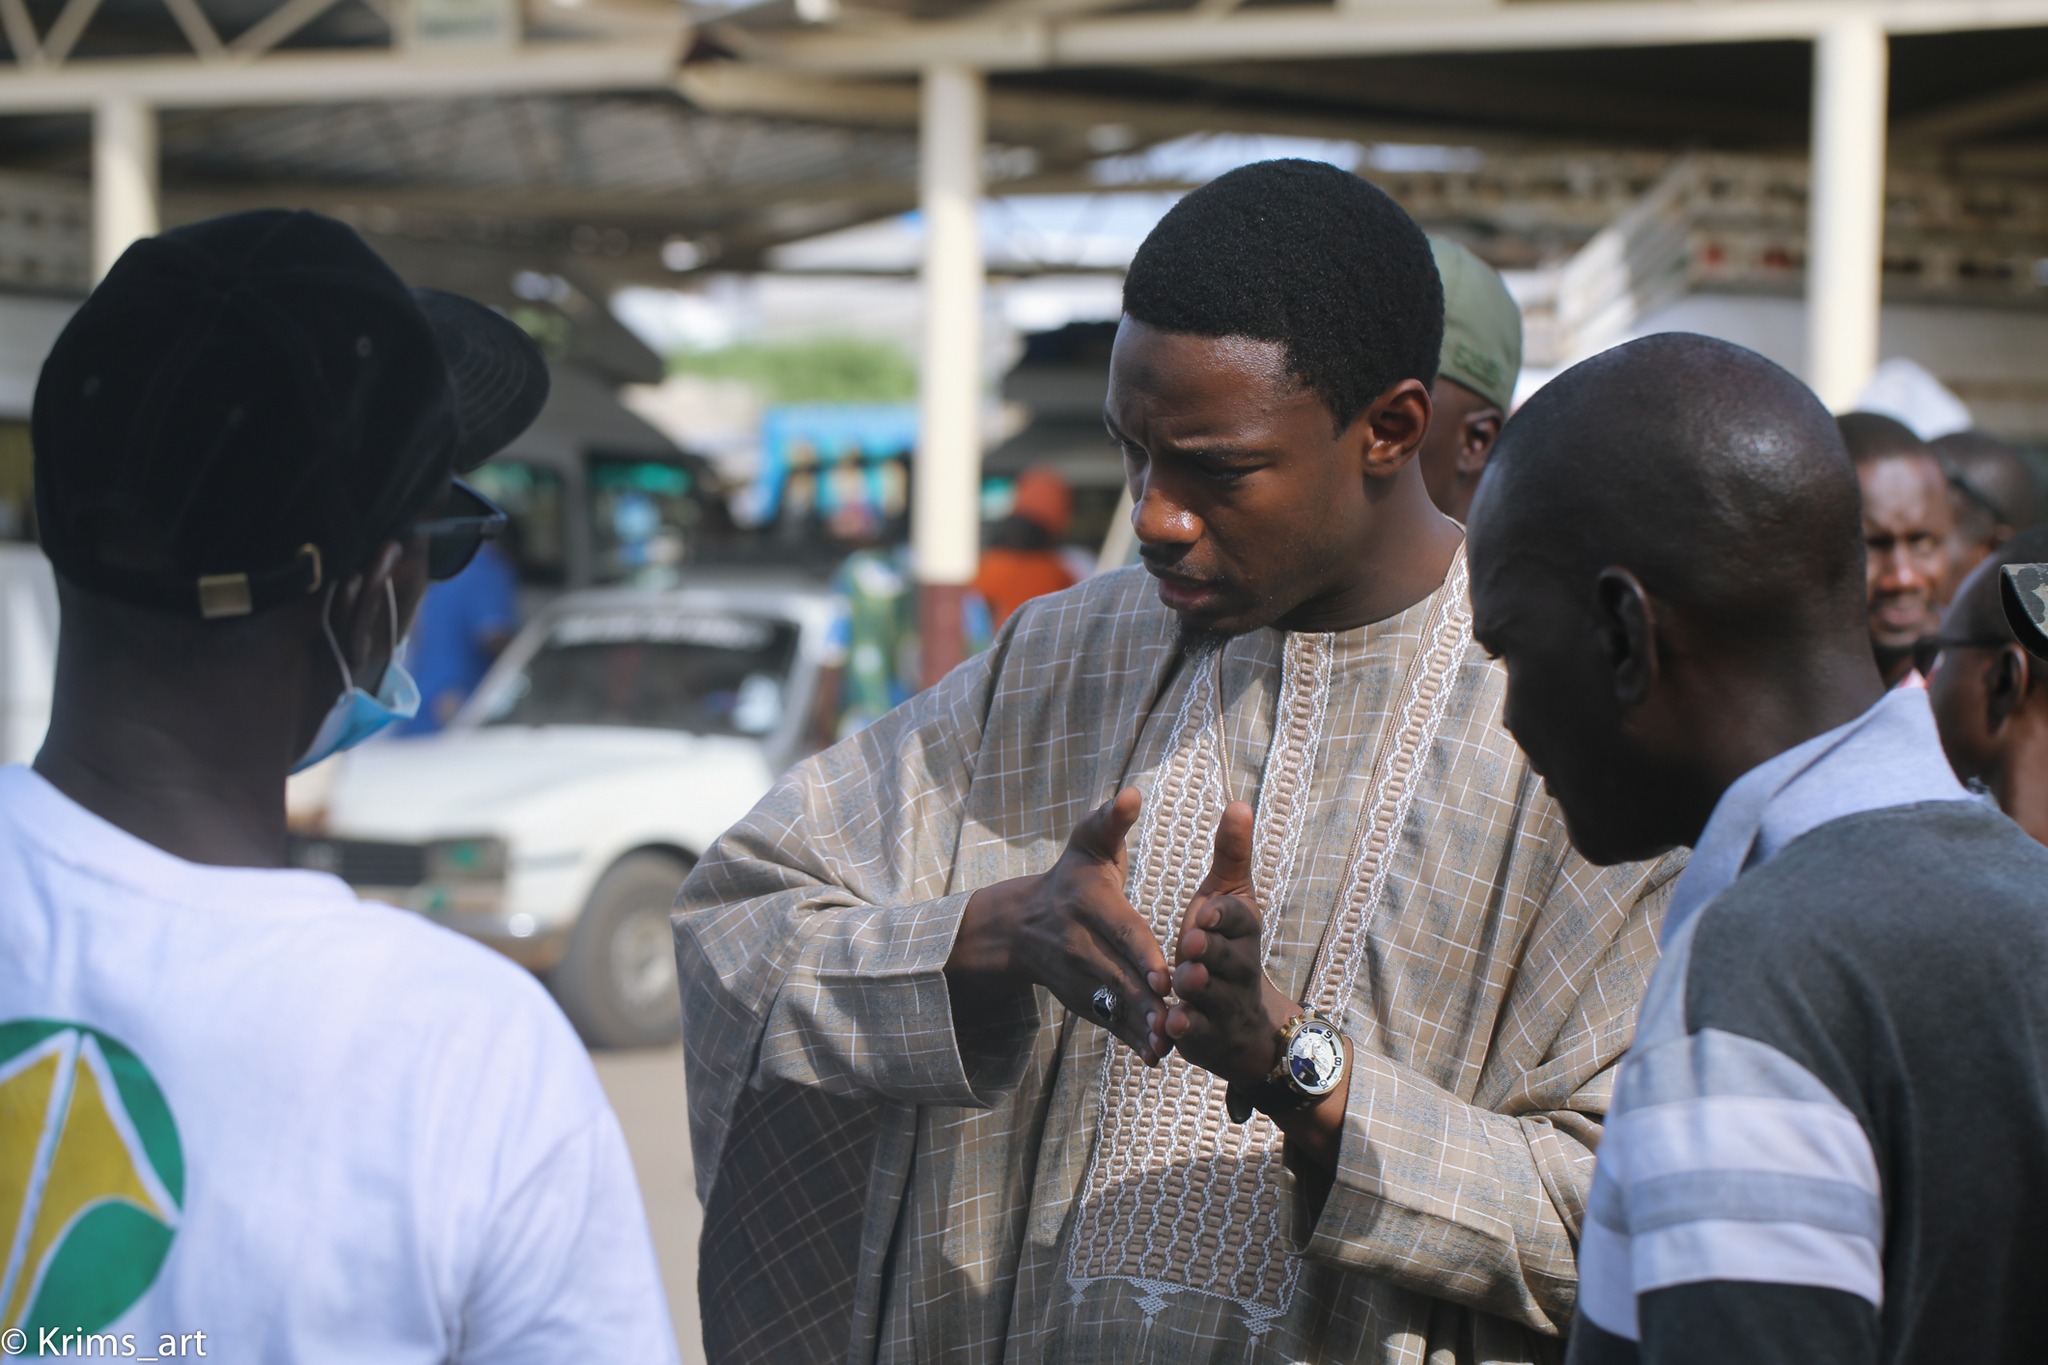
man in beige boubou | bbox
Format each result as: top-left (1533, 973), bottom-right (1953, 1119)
top-left (677, 161), bottom-right (1681, 1365)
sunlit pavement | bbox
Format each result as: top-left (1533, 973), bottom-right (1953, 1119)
top-left (592, 1044), bottom-right (706, 1365)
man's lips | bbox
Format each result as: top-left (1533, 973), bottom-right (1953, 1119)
top-left (1872, 596), bottom-right (1930, 630)
top-left (1144, 563), bottom-right (1223, 611)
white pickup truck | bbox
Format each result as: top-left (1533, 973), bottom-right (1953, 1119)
top-left (0, 544), bottom-right (56, 768)
top-left (297, 580), bottom-right (840, 1048)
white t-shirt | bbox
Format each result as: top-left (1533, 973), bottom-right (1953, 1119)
top-left (0, 765), bottom-right (679, 1363)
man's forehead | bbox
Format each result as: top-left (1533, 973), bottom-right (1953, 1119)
top-left (1109, 323), bottom-right (1305, 407)
top-left (1469, 514), bottom-right (1589, 624)
top-left (1859, 453), bottom-right (1949, 521)
top-left (1858, 451), bottom-right (1945, 494)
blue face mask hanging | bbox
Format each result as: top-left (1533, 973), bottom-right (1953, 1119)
top-left (291, 580), bottom-right (421, 774)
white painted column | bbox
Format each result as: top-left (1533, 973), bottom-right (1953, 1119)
top-left (93, 94), bottom-right (159, 281)
top-left (912, 62), bottom-right (985, 685)
top-left (1805, 17), bottom-right (1888, 412)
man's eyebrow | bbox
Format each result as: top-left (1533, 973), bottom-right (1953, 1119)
top-left (1181, 444), bottom-right (1267, 461)
top-left (1101, 415), bottom-right (1275, 463)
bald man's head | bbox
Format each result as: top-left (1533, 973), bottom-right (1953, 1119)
top-left (1947, 523), bottom-right (2048, 647)
top-left (1933, 430), bottom-right (2043, 535)
top-left (1476, 333), bottom-right (1867, 650)
top-left (1467, 333), bottom-right (1881, 864)
top-left (1933, 429), bottom-right (2043, 587)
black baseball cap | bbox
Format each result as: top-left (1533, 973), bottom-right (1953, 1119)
top-left (33, 208), bottom-right (548, 619)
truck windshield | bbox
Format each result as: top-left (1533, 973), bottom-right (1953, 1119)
top-left (482, 609), bottom-right (800, 737)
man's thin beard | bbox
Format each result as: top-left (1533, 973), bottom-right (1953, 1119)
top-left (1176, 619), bottom-right (1230, 660)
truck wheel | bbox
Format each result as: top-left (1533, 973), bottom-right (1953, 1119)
top-left (549, 850), bottom-right (694, 1050)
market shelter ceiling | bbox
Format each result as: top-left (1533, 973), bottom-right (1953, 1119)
top-left (0, 0), bottom-right (2042, 299)
top-left (695, 1), bottom-right (2048, 170)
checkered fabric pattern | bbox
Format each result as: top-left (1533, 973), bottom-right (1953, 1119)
top-left (675, 558), bottom-right (1682, 1365)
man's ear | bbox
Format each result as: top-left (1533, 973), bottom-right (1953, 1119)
top-left (330, 540), bottom-right (406, 678)
top-left (1986, 643), bottom-right (2033, 733)
top-left (1358, 378), bottom-right (1434, 479)
top-left (1457, 407), bottom-right (1504, 477)
top-left (1593, 566), bottom-right (1658, 709)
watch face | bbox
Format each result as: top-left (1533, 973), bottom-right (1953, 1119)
top-left (1286, 1020), bottom-right (1344, 1096)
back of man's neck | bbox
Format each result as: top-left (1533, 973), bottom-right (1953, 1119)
top-left (1688, 645), bottom-right (1889, 834)
top-left (34, 702), bottom-right (294, 870)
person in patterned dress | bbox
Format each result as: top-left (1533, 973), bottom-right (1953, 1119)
top-left (674, 160), bottom-right (1681, 1365)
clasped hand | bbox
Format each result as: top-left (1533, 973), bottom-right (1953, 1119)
top-left (948, 791), bottom-right (1294, 1086)
top-left (1170, 799), bottom-right (1350, 1179)
top-left (1165, 799), bottom-right (1301, 1090)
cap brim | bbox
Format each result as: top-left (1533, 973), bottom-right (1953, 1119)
top-left (412, 287), bottom-right (550, 472)
top-left (2001, 563), bottom-right (2048, 660)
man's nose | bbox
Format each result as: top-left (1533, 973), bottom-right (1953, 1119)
top-left (1871, 545), bottom-right (1924, 594)
top-left (1132, 478), bottom-right (1200, 548)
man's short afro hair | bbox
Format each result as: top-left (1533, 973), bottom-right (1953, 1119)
top-left (1122, 159), bottom-right (1444, 431)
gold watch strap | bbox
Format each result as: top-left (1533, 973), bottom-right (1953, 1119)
top-left (1262, 1012), bottom-right (1309, 1089)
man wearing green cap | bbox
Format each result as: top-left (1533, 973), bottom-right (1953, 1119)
top-left (1418, 237), bottom-right (1523, 522)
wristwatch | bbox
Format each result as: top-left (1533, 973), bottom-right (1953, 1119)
top-left (1226, 1009), bottom-right (1348, 1124)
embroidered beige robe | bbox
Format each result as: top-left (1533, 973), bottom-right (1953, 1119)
top-left (675, 553), bottom-right (1681, 1365)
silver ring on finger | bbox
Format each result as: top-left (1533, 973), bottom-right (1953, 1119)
top-left (1090, 985), bottom-right (1123, 1026)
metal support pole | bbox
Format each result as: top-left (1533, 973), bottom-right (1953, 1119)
top-left (1805, 17), bottom-right (1888, 412)
top-left (93, 93), bottom-right (158, 280)
top-left (912, 61), bottom-right (985, 687)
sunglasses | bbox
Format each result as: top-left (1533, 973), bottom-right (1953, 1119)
top-left (1910, 633), bottom-right (2011, 677)
top-left (408, 478), bottom-right (509, 581)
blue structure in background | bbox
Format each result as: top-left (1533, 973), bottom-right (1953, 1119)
top-left (754, 403), bottom-right (920, 526)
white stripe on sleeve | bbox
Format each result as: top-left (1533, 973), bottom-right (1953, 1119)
top-left (1632, 1218), bottom-right (1883, 1305)
top-left (1612, 1095), bottom-right (1879, 1193)
top-left (1593, 1027), bottom-right (1885, 1312)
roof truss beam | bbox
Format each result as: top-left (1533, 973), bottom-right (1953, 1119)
top-left (0, 0), bottom-right (681, 93)
top-left (678, 63), bottom-right (1579, 152)
top-left (721, 0), bottom-right (2048, 74)
top-left (969, 0), bottom-right (1149, 19)
top-left (38, 0), bottom-right (104, 66)
top-left (1175, 57), bottom-right (1794, 142)
top-left (0, 0), bottom-right (39, 65)
top-left (1895, 73), bottom-right (2048, 144)
top-left (0, 35), bottom-right (685, 107)
top-left (160, 0), bottom-right (226, 59)
top-left (227, 0), bottom-right (350, 59)
top-left (167, 164), bottom-right (1195, 224)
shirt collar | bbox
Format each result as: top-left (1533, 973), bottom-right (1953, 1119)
top-left (1660, 686), bottom-right (1968, 946)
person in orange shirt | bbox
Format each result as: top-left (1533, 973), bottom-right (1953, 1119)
top-left (975, 466), bottom-right (1083, 626)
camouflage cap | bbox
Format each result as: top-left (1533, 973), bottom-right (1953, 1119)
top-left (1428, 236), bottom-right (1523, 412)
top-left (2002, 562), bottom-right (2048, 660)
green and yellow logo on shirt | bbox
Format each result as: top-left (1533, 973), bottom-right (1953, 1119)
top-left (0, 1020), bottom-right (182, 1336)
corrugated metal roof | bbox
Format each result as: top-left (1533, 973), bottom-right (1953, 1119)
top-left (0, 93), bottom-right (924, 283)
top-left (0, 0), bottom-right (2038, 312)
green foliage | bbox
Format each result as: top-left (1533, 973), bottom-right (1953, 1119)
top-left (509, 306), bottom-right (571, 362)
top-left (669, 335), bottom-right (918, 404)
